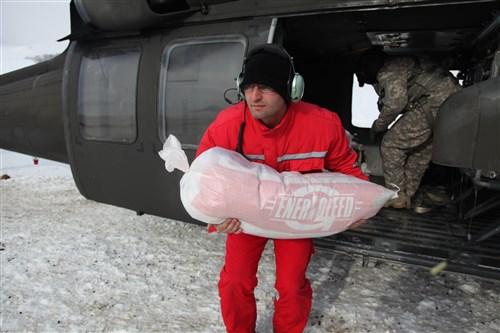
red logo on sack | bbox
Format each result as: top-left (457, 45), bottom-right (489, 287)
top-left (266, 184), bottom-right (357, 231)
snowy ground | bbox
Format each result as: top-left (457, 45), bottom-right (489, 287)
top-left (1, 149), bottom-right (499, 333)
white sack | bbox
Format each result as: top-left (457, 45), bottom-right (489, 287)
top-left (159, 135), bottom-right (397, 239)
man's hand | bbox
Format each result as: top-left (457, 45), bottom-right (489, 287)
top-left (349, 219), bottom-right (367, 229)
top-left (208, 218), bottom-right (243, 234)
top-left (369, 128), bottom-right (383, 143)
top-left (369, 120), bottom-right (387, 143)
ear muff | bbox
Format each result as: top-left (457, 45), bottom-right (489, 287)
top-left (289, 72), bottom-right (305, 103)
top-left (236, 44), bottom-right (305, 103)
top-left (236, 71), bottom-right (244, 99)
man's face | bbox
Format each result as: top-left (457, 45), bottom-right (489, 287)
top-left (243, 84), bottom-right (287, 129)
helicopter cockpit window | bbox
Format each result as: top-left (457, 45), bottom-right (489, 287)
top-left (159, 36), bottom-right (245, 146)
top-left (78, 45), bottom-right (141, 143)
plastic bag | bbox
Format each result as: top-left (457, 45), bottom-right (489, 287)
top-left (159, 135), bottom-right (396, 239)
top-left (158, 135), bottom-right (190, 173)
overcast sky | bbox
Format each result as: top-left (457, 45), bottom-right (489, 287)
top-left (1, 0), bottom-right (70, 45)
top-left (0, 0), bottom-right (71, 73)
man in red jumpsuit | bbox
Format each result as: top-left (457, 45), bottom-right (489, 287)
top-left (196, 43), bottom-right (368, 333)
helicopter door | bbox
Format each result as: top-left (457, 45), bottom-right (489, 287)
top-left (63, 18), bottom-right (275, 219)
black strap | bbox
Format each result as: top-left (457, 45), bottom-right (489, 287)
top-left (236, 103), bottom-right (247, 155)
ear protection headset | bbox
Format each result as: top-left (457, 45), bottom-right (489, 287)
top-left (236, 44), bottom-right (305, 103)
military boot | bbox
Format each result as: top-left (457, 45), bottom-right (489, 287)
top-left (384, 191), bottom-right (410, 209)
top-left (413, 188), bottom-right (449, 213)
top-left (424, 191), bottom-right (449, 204)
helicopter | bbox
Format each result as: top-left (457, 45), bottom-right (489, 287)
top-left (1, 0), bottom-right (499, 279)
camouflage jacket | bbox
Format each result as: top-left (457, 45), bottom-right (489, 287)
top-left (371, 56), bottom-right (451, 131)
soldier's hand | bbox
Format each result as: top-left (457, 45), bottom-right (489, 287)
top-left (369, 121), bottom-right (386, 143)
top-left (369, 128), bottom-right (385, 143)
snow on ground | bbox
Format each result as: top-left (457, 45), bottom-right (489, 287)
top-left (1, 149), bottom-right (499, 333)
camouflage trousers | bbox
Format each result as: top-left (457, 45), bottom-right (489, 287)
top-left (380, 78), bottom-right (461, 198)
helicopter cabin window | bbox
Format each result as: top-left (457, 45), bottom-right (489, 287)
top-left (78, 45), bottom-right (141, 143)
top-left (351, 74), bottom-right (379, 128)
top-left (159, 36), bottom-right (245, 146)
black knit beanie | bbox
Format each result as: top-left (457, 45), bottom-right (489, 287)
top-left (240, 45), bottom-right (291, 102)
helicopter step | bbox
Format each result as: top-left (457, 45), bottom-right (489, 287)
top-left (315, 200), bottom-right (500, 281)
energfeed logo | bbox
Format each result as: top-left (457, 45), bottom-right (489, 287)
top-left (266, 184), bottom-right (357, 231)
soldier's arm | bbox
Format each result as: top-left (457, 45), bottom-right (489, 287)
top-left (374, 60), bottom-right (411, 130)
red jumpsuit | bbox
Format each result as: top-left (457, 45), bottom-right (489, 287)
top-left (197, 100), bottom-right (367, 333)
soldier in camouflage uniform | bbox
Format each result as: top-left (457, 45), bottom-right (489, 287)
top-left (355, 46), bottom-right (461, 209)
